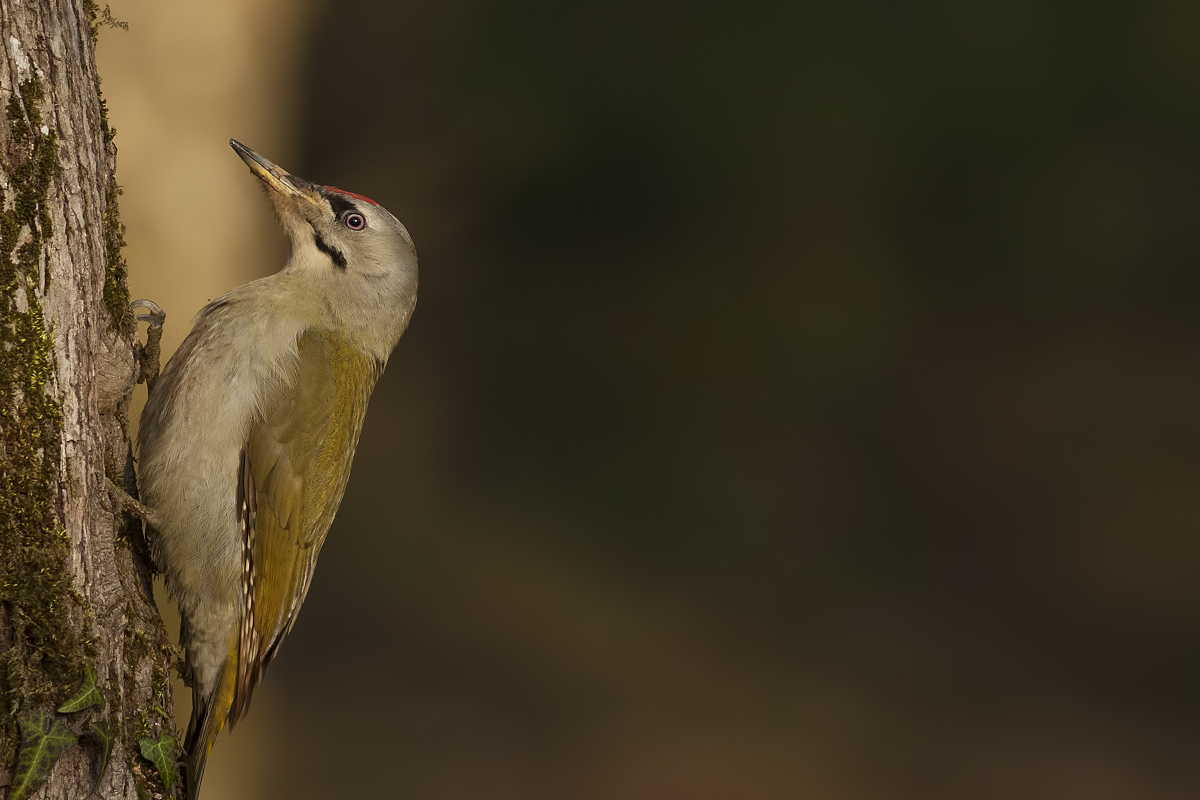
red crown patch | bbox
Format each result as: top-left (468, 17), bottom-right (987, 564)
top-left (324, 185), bottom-right (380, 206)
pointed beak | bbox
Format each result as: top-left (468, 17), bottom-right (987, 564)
top-left (230, 139), bottom-right (309, 197)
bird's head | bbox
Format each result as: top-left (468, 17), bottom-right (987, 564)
top-left (230, 139), bottom-right (418, 352)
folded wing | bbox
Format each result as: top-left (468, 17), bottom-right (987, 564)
top-left (233, 328), bottom-right (383, 720)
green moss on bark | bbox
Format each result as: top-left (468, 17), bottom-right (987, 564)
top-left (0, 76), bottom-right (82, 768)
top-left (103, 178), bottom-right (132, 332)
top-left (80, 1), bottom-right (133, 332)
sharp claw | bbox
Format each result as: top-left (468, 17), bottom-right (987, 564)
top-left (130, 298), bottom-right (163, 314)
top-left (130, 299), bottom-right (165, 328)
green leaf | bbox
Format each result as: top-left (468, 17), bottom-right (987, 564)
top-left (138, 733), bottom-right (176, 792)
top-left (58, 665), bottom-right (105, 713)
top-left (89, 721), bottom-right (113, 793)
top-left (11, 709), bottom-right (78, 800)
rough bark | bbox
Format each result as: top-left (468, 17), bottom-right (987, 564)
top-left (0, 2), bottom-right (175, 799)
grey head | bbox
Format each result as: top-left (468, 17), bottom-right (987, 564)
top-left (229, 139), bottom-right (418, 354)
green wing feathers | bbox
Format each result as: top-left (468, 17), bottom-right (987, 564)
top-left (233, 329), bottom-right (382, 722)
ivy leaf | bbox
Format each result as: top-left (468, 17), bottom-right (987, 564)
top-left (58, 665), bottom-right (105, 713)
top-left (11, 709), bottom-right (78, 800)
top-left (89, 721), bottom-right (113, 793)
top-left (138, 733), bottom-right (176, 792)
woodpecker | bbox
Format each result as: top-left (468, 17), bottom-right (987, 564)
top-left (138, 140), bottom-right (417, 799)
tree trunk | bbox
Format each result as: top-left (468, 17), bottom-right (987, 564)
top-left (0, 2), bottom-right (175, 799)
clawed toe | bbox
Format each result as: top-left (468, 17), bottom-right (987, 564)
top-left (130, 298), bottom-right (165, 329)
top-left (130, 299), bottom-right (165, 388)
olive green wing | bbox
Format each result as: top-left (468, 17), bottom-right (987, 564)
top-left (232, 329), bottom-right (382, 722)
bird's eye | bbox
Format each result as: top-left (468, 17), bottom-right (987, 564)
top-left (343, 212), bottom-right (366, 230)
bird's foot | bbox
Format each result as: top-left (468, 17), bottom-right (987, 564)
top-left (130, 299), bottom-right (165, 390)
top-left (106, 477), bottom-right (153, 522)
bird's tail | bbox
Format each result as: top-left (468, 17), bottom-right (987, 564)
top-left (184, 649), bottom-right (238, 800)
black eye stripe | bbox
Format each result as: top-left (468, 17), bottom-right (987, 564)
top-left (324, 192), bottom-right (360, 219)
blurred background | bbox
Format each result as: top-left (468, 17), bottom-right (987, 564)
top-left (98, 1), bottom-right (1200, 797)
